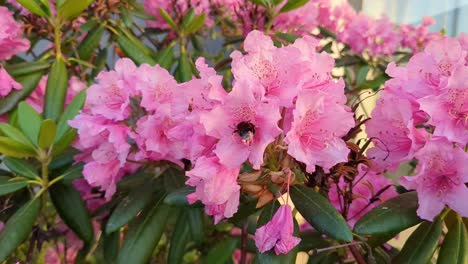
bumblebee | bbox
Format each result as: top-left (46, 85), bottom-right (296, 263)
top-left (234, 121), bottom-right (256, 144)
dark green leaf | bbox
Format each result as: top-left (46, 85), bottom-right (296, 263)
top-left (290, 185), bottom-right (353, 242)
top-left (5, 61), bottom-right (50, 77)
top-left (177, 55), bottom-right (192, 82)
top-left (437, 216), bottom-right (468, 264)
top-left (0, 178), bottom-right (28, 196)
top-left (0, 136), bottom-right (37, 158)
top-left (55, 89), bottom-right (86, 143)
top-left (103, 230), bottom-right (120, 263)
top-left (187, 208), bottom-right (204, 244)
top-left (280, 0), bottom-right (309, 13)
top-left (50, 182), bottom-right (94, 244)
top-left (77, 24), bottom-right (105, 60)
top-left (356, 65), bottom-right (369, 87)
top-left (3, 157), bottom-right (39, 180)
top-left (155, 43), bottom-right (175, 70)
top-left (393, 218), bottom-right (442, 264)
top-left (168, 212), bottom-right (190, 264)
top-left (60, 163), bottom-right (83, 183)
top-left (38, 119), bottom-right (56, 149)
top-left (106, 185), bottom-right (156, 234)
top-left (0, 198), bottom-right (41, 262)
top-left (116, 34), bottom-right (157, 65)
top-left (257, 200), bottom-right (281, 227)
top-left (203, 238), bottom-right (238, 264)
top-left (52, 129), bottom-right (77, 156)
top-left (44, 58), bottom-right (68, 122)
top-left (275, 32), bottom-right (300, 43)
top-left (58, 0), bottom-right (93, 20)
top-left (298, 231), bottom-right (329, 251)
top-left (117, 199), bottom-right (170, 264)
top-left (0, 71), bottom-right (43, 115)
top-left (18, 101), bottom-right (42, 146)
top-left (16, 0), bottom-right (50, 17)
top-left (354, 192), bottom-right (422, 235)
top-left (185, 13), bottom-right (206, 34)
top-left (164, 186), bottom-right (195, 206)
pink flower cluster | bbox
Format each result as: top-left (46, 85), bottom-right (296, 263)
top-left (366, 36), bottom-right (468, 220)
top-left (72, 31), bottom-right (353, 254)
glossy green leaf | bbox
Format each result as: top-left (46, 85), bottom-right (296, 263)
top-left (60, 163), bottom-right (83, 183)
top-left (290, 185), bottom-right (353, 242)
top-left (164, 186), bottom-right (195, 206)
top-left (188, 208), bottom-right (204, 244)
top-left (0, 136), bottom-right (37, 158)
top-left (185, 13), bottom-right (206, 34)
top-left (3, 157), bottom-right (40, 180)
top-left (106, 185), bottom-right (155, 233)
top-left (38, 119), bottom-right (56, 149)
top-left (18, 101), bottom-right (42, 146)
top-left (437, 217), bottom-right (468, 264)
top-left (58, 0), bottom-right (93, 20)
top-left (354, 192), bottom-right (422, 235)
top-left (77, 24), bottom-right (105, 60)
top-left (117, 199), bottom-right (170, 264)
top-left (0, 123), bottom-right (34, 149)
top-left (0, 198), bottom-right (41, 262)
top-left (55, 89), bottom-right (86, 143)
top-left (16, 0), bottom-right (50, 17)
top-left (181, 8), bottom-right (195, 29)
top-left (203, 238), bottom-right (238, 264)
top-left (0, 178), bottom-right (28, 196)
top-left (52, 129), bottom-right (77, 156)
top-left (116, 34), bottom-right (157, 65)
top-left (0, 71), bottom-right (43, 115)
top-left (155, 44), bottom-right (175, 70)
top-left (50, 182), bottom-right (94, 244)
top-left (393, 218), bottom-right (442, 264)
top-left (44, 58), bottom-right (68, 122)
top-left (280, 0), bottom-right (309, 13)
top-left (5, 61), bottom-right (50, 77)
top-left (103, 230), bottom-right (120, 263)
top-left (177, 55), bottom-right (192, 82)
top-left (159, 8), bottom-right (178, 31)
top-left (168, 212), bottom-right (190, 264)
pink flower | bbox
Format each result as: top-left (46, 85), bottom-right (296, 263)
top-left (284, 88), bottom-right (354, 173)
top-left (254, 204), bottom-right (301, 255)
top-left (329, 165), bottom-right (397, 227)
top-left (399, 17), bottom-right (440, 51)
top-left (0, 6), bottom-right (30, 60)
top-left (366, 91), bottom-right (426, 172)
top-left (186, 155), bottom-right (240, 223)
top-left (137, 63), bottom-right (177, 112)
top-left (418, 66), bottom-right (468, 145)
top-left (0, 67), bottom-right (21, 96)
top-left (273, 1), bottom-right (319, 34)
top-left (200, 78), bottom-right (281, 169)
top-left (399, 137), bottom-right (468, 220)
top-left (230, 30), bottom-right (304, 107)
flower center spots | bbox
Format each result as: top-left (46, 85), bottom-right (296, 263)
top-left (436, 61), bottom-right (452, 76)
top-left (298, 110), bottom-right (326, 148)
top-left (251, 57), bottom-right (278, 88)
top-left (104, 84), bottom-right (127, 110)
top-left (447, 88), bottom-right (468, 127)
top-left (235, 121), bottom-right (256, 145)
top-left (424, 173), bottom-right (461, 197)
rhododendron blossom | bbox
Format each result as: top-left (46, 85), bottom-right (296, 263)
top-left (0, 6), bottom-right (29, 60)
top-left (400, 138), bottom-right (468, 220)
top-left (0, 67), bottom-right (21, 96)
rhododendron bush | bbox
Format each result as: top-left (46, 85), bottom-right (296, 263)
top-left (0, 0), bottom-right (466, 263)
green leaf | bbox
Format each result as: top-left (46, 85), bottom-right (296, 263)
top-left (16, 0), bottom-right (50, 17)
top-left (394, 218), bottom-right (442, 264)
top-left (18, 101), bottom-right (42, 146)
top-left (280, 0), bottom-right (309, 13)
top-left (0, 178), bottom-right (28, 196)
top-left (3, 157), bottom-right (40, 180)
top-left (158, 8), bottom-right (178, 31)
top-left (164, 186), bottom-right (195, 206)
top-left (185, 13), bottom-right (206, 34)
top-left (58, 0), bottom-right (93, 20)
top-left (203, 238), bottom-right (238, 264)
top-left (0, 123), bottom-right (34, 149)
top-left (155, 43), bottom-right (175, 70)
top-left (0, 198), bottom-right (41, 262)
top-left (55, 89), bottom-right (86, 143)
top-left (177, 55), bottom-right (192, 82)
top-left (437, 216), bottom-right (468, 264)
top-left (5, 61), bottom-right (50, 77)
top-left (255, 249), bottom-right (298, 264)
top-left (275, 32), bottom-right (300, 43)
top-left (106, 185), bottom-right (155, 234)
top-left (0, 136), bottom-right (37, 158)
top-left (50, 182), bottom-right (94, 244)
top-left (52, 129), bottom-right (77, 156)
top-left (103, 230), bottom-right (120, 263)
top-left (181, 8), bottom-right (195, 29)
top-left (38, 119), bottom-right (56, 149)
top-left (257, 200), bottom-right (281, 227)
top-left (60, 163), bottom-right (84, 183)
top-left (77, 24), bottom-right (105, 60)
top-left (298, 231), bottom-right (329, 251)
top-left (187, 208), bottom-right (204, 244)
top-left (356, 65), bottom-right (369, 87)
top-left (117, 199), bottom-right (170, 264)
top-left (354, 192), bottom-right (422, 235)
top-left (116, 34), bottom-right (157, 65)
top-left (168, 212), bottom-right (190, 264)
top-left (0, 71), bottom-right (43, 115)
top-left (290, 185), bottom-right (352, 242)
top-left (44, 58), bottom-right (68, 122)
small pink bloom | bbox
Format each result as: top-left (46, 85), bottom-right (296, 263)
top-left (137, 63), bottom-right (177, 112)
top-left (200, 78), bottom-right (281, 169)
top-left (399, 137), bottom-right (468, 220)
top-left (186, 155), bottom-right (240, 223)
top-left (0, 67), bottom-right (21, 97)
top-left (0, 6), bottom-right (30, 60)
top-left (254, 204), bottom-right (301, 255)
top-left (285, 89), bottom-right (354, 173)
